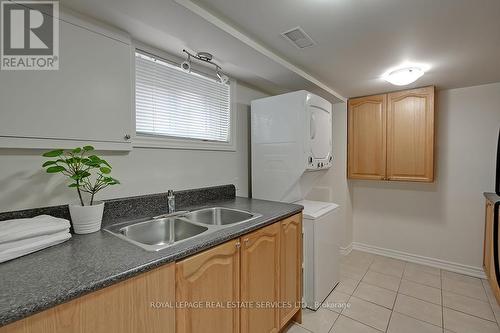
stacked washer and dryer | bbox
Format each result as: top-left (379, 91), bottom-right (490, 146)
top-left (251, 90), bottom-right (341, 310)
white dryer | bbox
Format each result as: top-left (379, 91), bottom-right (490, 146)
top-left (251, 90), bottom-right (332, 203)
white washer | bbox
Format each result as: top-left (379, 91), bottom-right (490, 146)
top-left (296, 200), bottom-right (341, 310)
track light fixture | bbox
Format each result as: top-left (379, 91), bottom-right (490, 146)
top-left (181, 49), bottom-right (229, 84)
top-left (180, 53), bottom-right (191, 73)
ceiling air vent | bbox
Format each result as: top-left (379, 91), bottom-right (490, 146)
top-left (281, 26), bottom-right (316, 49)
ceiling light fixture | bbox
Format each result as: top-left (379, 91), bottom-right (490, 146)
top-left (182, 49), bottom-right (229, 84)
top-left (383, 66), bottom-right (425, 86)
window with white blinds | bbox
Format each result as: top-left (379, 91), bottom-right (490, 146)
top-left (135, 51), bottom-right (232, 146)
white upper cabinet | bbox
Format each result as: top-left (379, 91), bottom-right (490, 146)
top-left (0, 10), bottom-right (133, 150)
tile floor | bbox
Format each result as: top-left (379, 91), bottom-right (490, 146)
top-left (284, 250), bottom-right (500, 333)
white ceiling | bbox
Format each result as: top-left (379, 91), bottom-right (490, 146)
top-left (190, 0), bottom-right (500, 97)
top-left (60, 0), bottom-right (344, 102)
top-left (61, 0), bottom-right (500, 100)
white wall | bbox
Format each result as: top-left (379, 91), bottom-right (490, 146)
top-left (306, 102), bottom-right (352, 249)
top-left (351, 82), bottom-right (500, 269)
top-left (0, 83), bottom-right (267, 212)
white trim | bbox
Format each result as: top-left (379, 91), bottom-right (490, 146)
top-left (340, 243), bottom-right (353, 256)
top-left (0, 136), bottom-right (132, 151)
top-left (352, 242), bottom-right (486, 279)
top-left (173, 0), bottom-right (346, 103)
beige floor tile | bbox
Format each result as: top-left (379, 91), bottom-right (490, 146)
top-left (283, 323), bottom-right (313, 333)
top-left (405, 262), bottom-right (441, 276)
top-left (362, 270), bottom-right (401, 292)
top-left (344, 250), bottom-right (375, 263)
top-left (482, 279), bottom-right (500, 323)
top-left (399, 279), bottom-right (442, 305)
top-left (443, 290), bottom-right (495, 321)
top-left (483, 279), bottom-right (496, 301)
top-left (341, 253), bottom-right (374, 271)
top-left (341, 263), bottom-right (369, 280)
top-left (387, 312), bottom-right (442, 333)
top-left (330, 315), bottom-right (382, 333)
top-left (342, 255), bottom-right (373, 271)
top-left (394, 294), bottom-right (442, 327)
top-left (298, 308), bottom-right (339, 333)
top-left (324, 290), bottom-right (351, 313)
top-left (353, 282), bottom-right (397, 309)
top-left (490, 300), bottom-right (500, 323)
top-left (443, 307), bottom-right (500, 333)
top-left (442, 270), bottom-right (484, 286)
top-left (342, 296), bottom-right (392, 331)
top-left (442, 276), bottom-right (488, 301)
top-left (370, 258), bottom-right (405, 278)
top-left (335, 278), bottom-right (360, 295)
top-left (403, 267), bottom-right (441, 288)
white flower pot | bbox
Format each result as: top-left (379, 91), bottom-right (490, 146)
top-left (68, 202), bottom-right (104, 234)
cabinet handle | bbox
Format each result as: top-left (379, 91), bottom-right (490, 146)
top-left (124, 134), bottom-right (131, 140)
top-left (243, 238), bottom-right (249, 246)
top-left (235, 242), bottom-right (241, 249)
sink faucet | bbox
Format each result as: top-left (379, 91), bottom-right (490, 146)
top-left (167, 190), bottom-right (175, 213)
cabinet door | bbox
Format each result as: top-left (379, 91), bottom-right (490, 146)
top-left (485, 200), bottom-right (494, 276)
top-left (1, 264), bottom-right (175, 333)
top-left (241, 223), bottom-right (281, 333)
top-left (387, 86), bottom-right (435, 182)
top-left (176, 239), bottom-right (240, 333)
top-left (0, 11), bottom-right (132, 150)
top-left (280, 214), bottom-right (303, 327)
top-left (348, 94), bottom-right (387, 180)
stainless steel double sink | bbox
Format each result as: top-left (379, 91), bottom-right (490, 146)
top-left (104, 207), bottom-right (262, 251)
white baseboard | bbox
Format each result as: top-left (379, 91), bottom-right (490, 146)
top-left (340, 243), bottom-right (353, 256)
top-left (352, 242), bottom-right (486, 279)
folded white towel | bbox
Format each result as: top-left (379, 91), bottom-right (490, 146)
top-left (0, 215), bottom-right (71, 243)
top-left (0, 229), bottom-right (70, 251)
top-left (0, 231), bottom-right (71, 263)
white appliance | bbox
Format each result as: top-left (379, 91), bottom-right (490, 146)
top-left (251, 90), bottom-right (340, 310)
top-left (251, 90), bottom-right (333, 203)
top-left (297, 200), bottom-right (341, 310)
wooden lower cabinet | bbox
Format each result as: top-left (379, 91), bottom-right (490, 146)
top-left (485, 200), bottom-right (494, 277)
top-left (484, 199), bottom-right (500, 304)
top-left (240, 223), bottom-right (281, 333)
top-left (175, 239), bottom-right (241, 333)
top-left (0, 264), bottom-right (175, 333)
top-left (176, 213), bottom-right (302, 333)
top-left (280, 214), bottom-right (303, 327)
top-left (0, 213), bottom-right (303, 333)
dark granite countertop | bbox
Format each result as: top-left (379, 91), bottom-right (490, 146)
top-left (484, 192), bottom-right (500, 203)
top-left (0, 196), bottom-right (303, 327)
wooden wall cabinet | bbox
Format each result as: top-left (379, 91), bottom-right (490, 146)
top-left (1, 264), bottom-right (175, 333)
top-left (348, 94), bottom-right (387, 180)
top-left (348, 86), bottom-right (435, 182)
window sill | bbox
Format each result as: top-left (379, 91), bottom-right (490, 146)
top-left (132, 135), bottom-right (236, 151)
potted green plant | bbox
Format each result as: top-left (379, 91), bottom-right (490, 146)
top-left (42, 146), bottom-right (119, 234)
